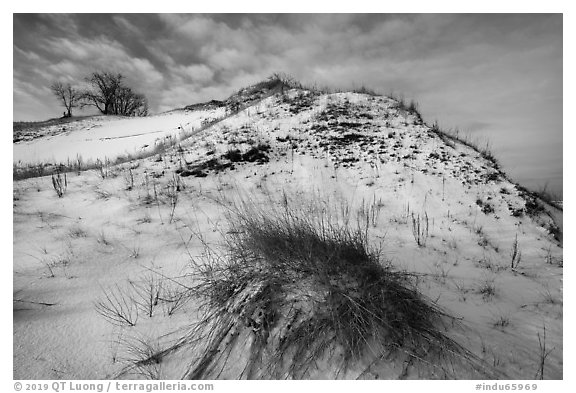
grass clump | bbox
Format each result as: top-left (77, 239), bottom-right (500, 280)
top-left (170, 195), bottom-right (498, 379)
top-left (51, 170), bottom-right (67, 198)
top-left (477, 279), bottom-right (497, 300)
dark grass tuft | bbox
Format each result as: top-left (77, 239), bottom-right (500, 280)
top-left (171, 196), bottom-right (501, 379)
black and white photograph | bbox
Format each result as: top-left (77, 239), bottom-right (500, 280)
top-left (12, 11), bottom-right (564, 383)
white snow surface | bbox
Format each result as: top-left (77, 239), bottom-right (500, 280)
top-left (13, 108), bottom-right (227, 165)
top-left (13, 90), bottom-right (563, 379)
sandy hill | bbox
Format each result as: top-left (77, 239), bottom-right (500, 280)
top-left (13, 78), bottom-right (563, 380)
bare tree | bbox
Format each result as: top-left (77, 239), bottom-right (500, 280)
top-left (113, 85), bottom-right (148, 117)
top-left (81, 71), bottom-right (148, 117)
top-left (50, 82), bottom-right (80, 118)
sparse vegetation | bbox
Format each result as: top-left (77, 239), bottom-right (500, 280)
top-left (95, 284), bottom-right (139, 327)
top-left (119, 334), bottom-right (164, 379)
top-left (130, 274), bottom-right (163, 318)
top-left (535, 325), bottom-right (554, 380)
top-left (529, 184), bottom-right (562, 211)
top-left (411, 212), bottom-right (429, 247)
top-left (476, 198), bottom-right (494, 215)
top-left (540, 287), bottom-right (561, 305)
top-left (477, 278), bottom-right (497, 300)
top-left (166, 176), bottom-right (180, 224)
top-left (95, 157), bottom-right (112, 179)
top-left (51, 170), bottom-right (67, 197)
top-left (129, 243), bottom-right (141, 259)
top-left (14, 130), bottom-right (187, 182)
top-left (146, 196), bottom-right (496, 379)
top-left (124, 168), bottom-right (135, 190)
top-left (510, 234), bottom-right (522, 269)
top-left (159, 282), bottom-right (191, 317)
top-left (492, 315), bottom-right (510, 329)
top-left (357, 196), bottom-right (384, 228)
top-left (427, 122), bottom-right (500, 170)
top-left (137, 214), bottom-right (152, 224)
top-left (352, 85), bottom-right (379, 96)
top-left (68, 225), bottom-right (88, 238)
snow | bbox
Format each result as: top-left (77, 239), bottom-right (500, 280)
top-left (13, 89), bottom-right (563, 380)
top-left (13, 108), bottom-right (227, 166)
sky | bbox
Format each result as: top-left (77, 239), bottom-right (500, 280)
top-left (12, 13), bottom-right (562, 196)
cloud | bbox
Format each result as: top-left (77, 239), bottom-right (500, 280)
top-left (111, 15), bottom-right (142, 36)
top-left (170, 64), bottom-right (215, 84)
top-left (43, 35), bottom-right (164, 85)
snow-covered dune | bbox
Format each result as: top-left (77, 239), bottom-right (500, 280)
top-left (13, 108), bottom-right (226, 165)
top-left (13, 86), bottom-right (563, 380)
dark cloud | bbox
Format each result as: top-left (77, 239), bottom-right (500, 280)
top-left (13, 13), bottom-right (562, 194)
